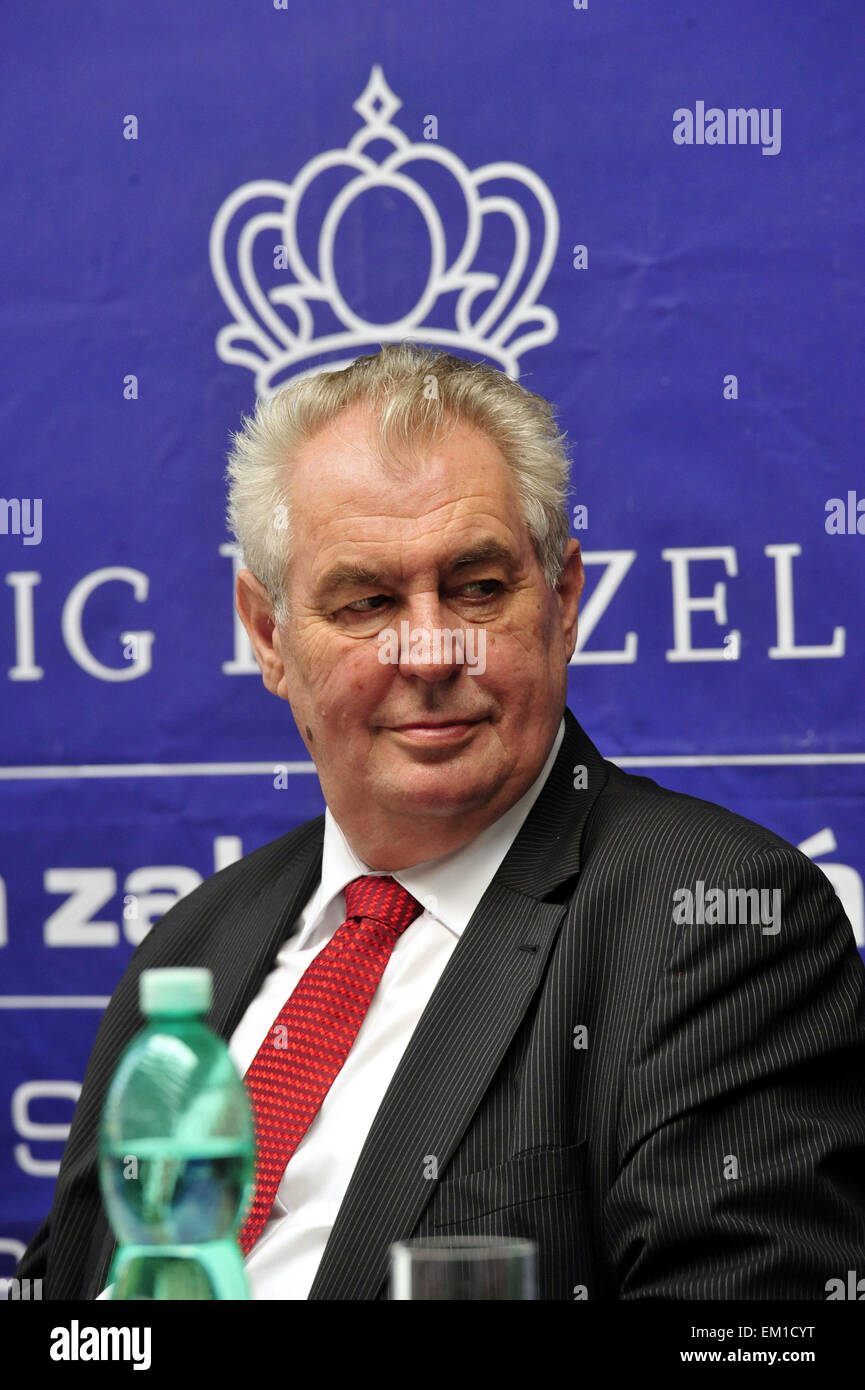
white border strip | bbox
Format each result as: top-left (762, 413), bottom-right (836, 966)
top-left (0, 754), bottom-right (864, 779)
top-left (0, 762), bottom-right (319, 779)
top-left (614, 753), bottom-right (865, 767)
top-left (0, 996), bottom-right (111, 1008)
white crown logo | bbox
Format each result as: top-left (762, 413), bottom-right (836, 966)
top-left (209, 66), bottom-right (560, 393)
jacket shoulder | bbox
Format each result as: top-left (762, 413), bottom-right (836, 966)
top-left (142, 811), bottom-right (325, 945)
top-left (589, 760), bottom-right (813, 876)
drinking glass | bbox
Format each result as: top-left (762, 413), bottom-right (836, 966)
top-left (389, 1236), bottom-right (536, 1300)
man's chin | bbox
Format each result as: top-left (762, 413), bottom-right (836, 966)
top-left (378, 765), bottom-right (501, 819)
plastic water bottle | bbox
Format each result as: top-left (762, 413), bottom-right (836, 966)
top-left (99, 967), bottom-right (255, 1299)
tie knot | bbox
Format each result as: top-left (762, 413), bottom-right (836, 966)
top-left (343, 875), bottom-right (424, 935)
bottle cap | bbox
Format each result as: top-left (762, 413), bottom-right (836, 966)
top-left (139, 967), bottom-right (212, 1017)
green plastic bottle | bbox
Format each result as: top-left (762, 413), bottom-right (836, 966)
top-left (99, 967), bottom-right (255, 1299)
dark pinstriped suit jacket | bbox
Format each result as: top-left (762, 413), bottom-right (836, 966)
top-left (16, 708), bottom-right (865, 1299)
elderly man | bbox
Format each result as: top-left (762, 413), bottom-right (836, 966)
top-left (17, 344), bottom-right (865, 1300)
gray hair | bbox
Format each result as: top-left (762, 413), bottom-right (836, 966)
top-left (225, 342), bottom-right (572, 624)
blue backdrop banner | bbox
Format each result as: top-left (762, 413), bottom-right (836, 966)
top-left (1, 0), bottom-right (863, 1271)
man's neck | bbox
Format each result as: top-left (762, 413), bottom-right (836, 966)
top-left (329, 720), bottom-right (566, 871)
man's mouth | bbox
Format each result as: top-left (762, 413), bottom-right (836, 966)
top-left (386, 718), bottom-right (484, 744)
top-left (392, 718), bottom-right (479, 727)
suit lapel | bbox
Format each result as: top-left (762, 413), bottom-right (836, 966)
top-left (206, 827), bottom-right (324, 1041)
top-left (309, 709), bottom-right (610, 1299)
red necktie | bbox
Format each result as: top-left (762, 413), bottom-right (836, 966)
top-left (238, 874), bottom-right (423, 1255)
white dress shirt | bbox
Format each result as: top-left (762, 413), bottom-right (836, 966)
top-left (98, 719), bottom-right (563, 1300)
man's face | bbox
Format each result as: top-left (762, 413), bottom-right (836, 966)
top-left (238, 401), bottom-right (583, 867)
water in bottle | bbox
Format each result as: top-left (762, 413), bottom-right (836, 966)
top-left (99, 967), bottom-right (255, 1299)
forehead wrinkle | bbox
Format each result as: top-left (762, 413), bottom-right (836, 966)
top-left (295, 448), bottom-right (532, 603)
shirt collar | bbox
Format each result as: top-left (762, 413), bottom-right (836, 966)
top-left (297, 718), bottom-right (565, 947)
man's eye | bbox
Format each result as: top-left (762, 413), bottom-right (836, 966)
top-left (344, 594), bottom-right (390, 613)
top-left (338, 582), bottom-right (501, 617)
top-left (460, 580), bottom-right (502, 597)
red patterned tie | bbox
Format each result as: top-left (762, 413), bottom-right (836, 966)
top-left (238, 874), bottom-right (423, 1255)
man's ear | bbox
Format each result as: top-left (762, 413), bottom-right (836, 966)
top-left (235, 569), bottom-right (288, 698)
top-left (557, 538), bottom-right (584, 661)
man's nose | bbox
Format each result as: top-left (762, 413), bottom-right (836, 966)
top-left (395, 602), bottom-right (466, 682)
